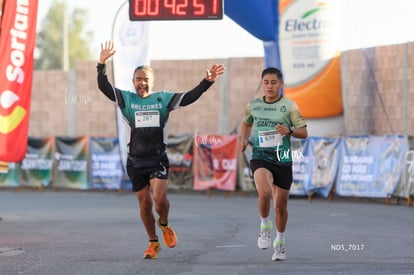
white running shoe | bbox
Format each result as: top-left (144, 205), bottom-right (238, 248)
top-left (257, 220), bottom-right (272, 249)
top-left (272, 240), bottom-right (286, 261)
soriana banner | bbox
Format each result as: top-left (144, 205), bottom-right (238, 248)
top-left (193, 134), bottom-right (238, 191)
top-left (0, 0), bottom-right (38, 161)
top-left (279, 0), bottom-right (342, 118)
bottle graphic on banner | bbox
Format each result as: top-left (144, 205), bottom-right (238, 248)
top-left (279, 0), bottom-right (342, 119)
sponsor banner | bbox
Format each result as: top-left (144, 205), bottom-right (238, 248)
top-left (53, 137), bottom-right (89, 190)
top-left (336, 135), bottom-right (408, 198)
top-left (0, 162), bottom-right (18, 187)
top-left (394, 136), bottom-right (414, 198)
top-left (306, 137), bottom-right (340, 197)
top-left (0, 0), bottom-right (39, 161)
top-left (89, 137), bottom-right (123, 190)
top-left (166, 135), bottom-right (194, 190)
top-left (0, 161), bottom-right (8, 173)
top-left (238, 142), bottom-right (256, 192)
top-left (291, 138), bottom-right (310, 196)
top-left (193, 134), bottom-right (238, 191)
top-left (405, 149), bottom-right (414, 197)
top-left (19, 137), bottom-right (54, 187)
top-left (279, 0), bottom-right (342, 118)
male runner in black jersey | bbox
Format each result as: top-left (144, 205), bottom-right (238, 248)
top-left (97, 41), bottom-right (224, 259)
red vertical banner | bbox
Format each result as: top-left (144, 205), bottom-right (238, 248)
top-left (193, 134), bottom-right (239, 191)
top-left (0, 0), bottom-right (38, 162)
top-left (0, 0), bottom-right (5, 21)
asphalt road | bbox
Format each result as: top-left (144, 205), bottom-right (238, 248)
top-left (0, 190), bottom-right (413, 275)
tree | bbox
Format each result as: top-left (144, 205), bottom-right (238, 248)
top-left (35, 0), bottom-right (94, 70)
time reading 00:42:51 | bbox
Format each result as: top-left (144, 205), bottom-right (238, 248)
top-left (128, 0), bottom-right (223, 21)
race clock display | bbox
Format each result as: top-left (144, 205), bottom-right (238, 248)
top-left (128, 0), bottom-right (223, 21)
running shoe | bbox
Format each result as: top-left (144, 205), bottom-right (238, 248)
top-left (257, 220), bottom-right (272, 249)
top-left (143, 241), bottom-right (161, 259)
top-left (158, 219), bottom-right (177, 248)
top-left (272, 240), bottom-right (286, 261)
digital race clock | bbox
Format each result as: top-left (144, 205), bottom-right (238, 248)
top-left (128, 0), bottom-right (223, 21)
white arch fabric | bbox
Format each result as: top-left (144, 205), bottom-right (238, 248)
top-left (112, 1), bottom-right (151, 172)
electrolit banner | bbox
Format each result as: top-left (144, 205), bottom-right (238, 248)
top-left (279, 0), bottom-right (342, 118)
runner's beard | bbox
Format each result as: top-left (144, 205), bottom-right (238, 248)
top-left (136, 85), bottom-right (149, 97)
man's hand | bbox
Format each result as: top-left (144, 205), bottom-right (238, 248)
top-left (240, 140), bottom-right (248, 152)
top-left (205, 64), bottom-right (225, 82)
top-left (99, 41), bottom-right (116, 64)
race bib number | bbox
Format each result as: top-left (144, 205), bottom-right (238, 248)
top-left (258, 130), bottom-right (283, 147)
top-left (135, 111), bottom-right (160, 128)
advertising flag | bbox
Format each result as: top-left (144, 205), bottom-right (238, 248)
top-left (0, 0), bottom-right (38, 161)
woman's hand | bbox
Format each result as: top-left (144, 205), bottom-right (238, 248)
top-left (205, 64), bottom-right (225, 82)
top-left (99, 41), bottom-right (116, 64)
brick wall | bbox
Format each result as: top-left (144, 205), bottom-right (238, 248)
top-left (341, 43), bottom-right (414, 136)
top-left (30, 42), bottom-right (414, 138)
top-left (30, 57), bottom-right (264, 137)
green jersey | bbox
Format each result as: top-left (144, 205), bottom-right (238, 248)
top-left (244, 96), bottom-right (306, 164)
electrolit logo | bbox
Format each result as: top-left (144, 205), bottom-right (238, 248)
top-left (284, 2), bottom-right (330, 32)
top-left (279, 0), bottom-right (343, 118)
top-left (279, 0), bottom-right (339, 86)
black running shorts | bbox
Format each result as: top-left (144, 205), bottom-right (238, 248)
top-left (126, 153), bottom-right (169, 192)
top-left (250, 159), bottom-right (293, 190)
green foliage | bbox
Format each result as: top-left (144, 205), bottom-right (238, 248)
top-left (35, 0), bottom-right (94, 70)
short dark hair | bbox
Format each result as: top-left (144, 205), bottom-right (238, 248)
top-left (133, 65), bottom-right (154, 78)
top-left (261, 67), bottom-right (283, 80)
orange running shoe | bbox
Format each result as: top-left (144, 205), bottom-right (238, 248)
top-left (143, 241), bottom-right (161, 259)
top-left (157, 219), bottom-right (177, 248)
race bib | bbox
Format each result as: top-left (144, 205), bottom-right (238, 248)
top-left (135, 111), bottom-right (160, 128)
top-left (258, 130), bottom-right (283, 147)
